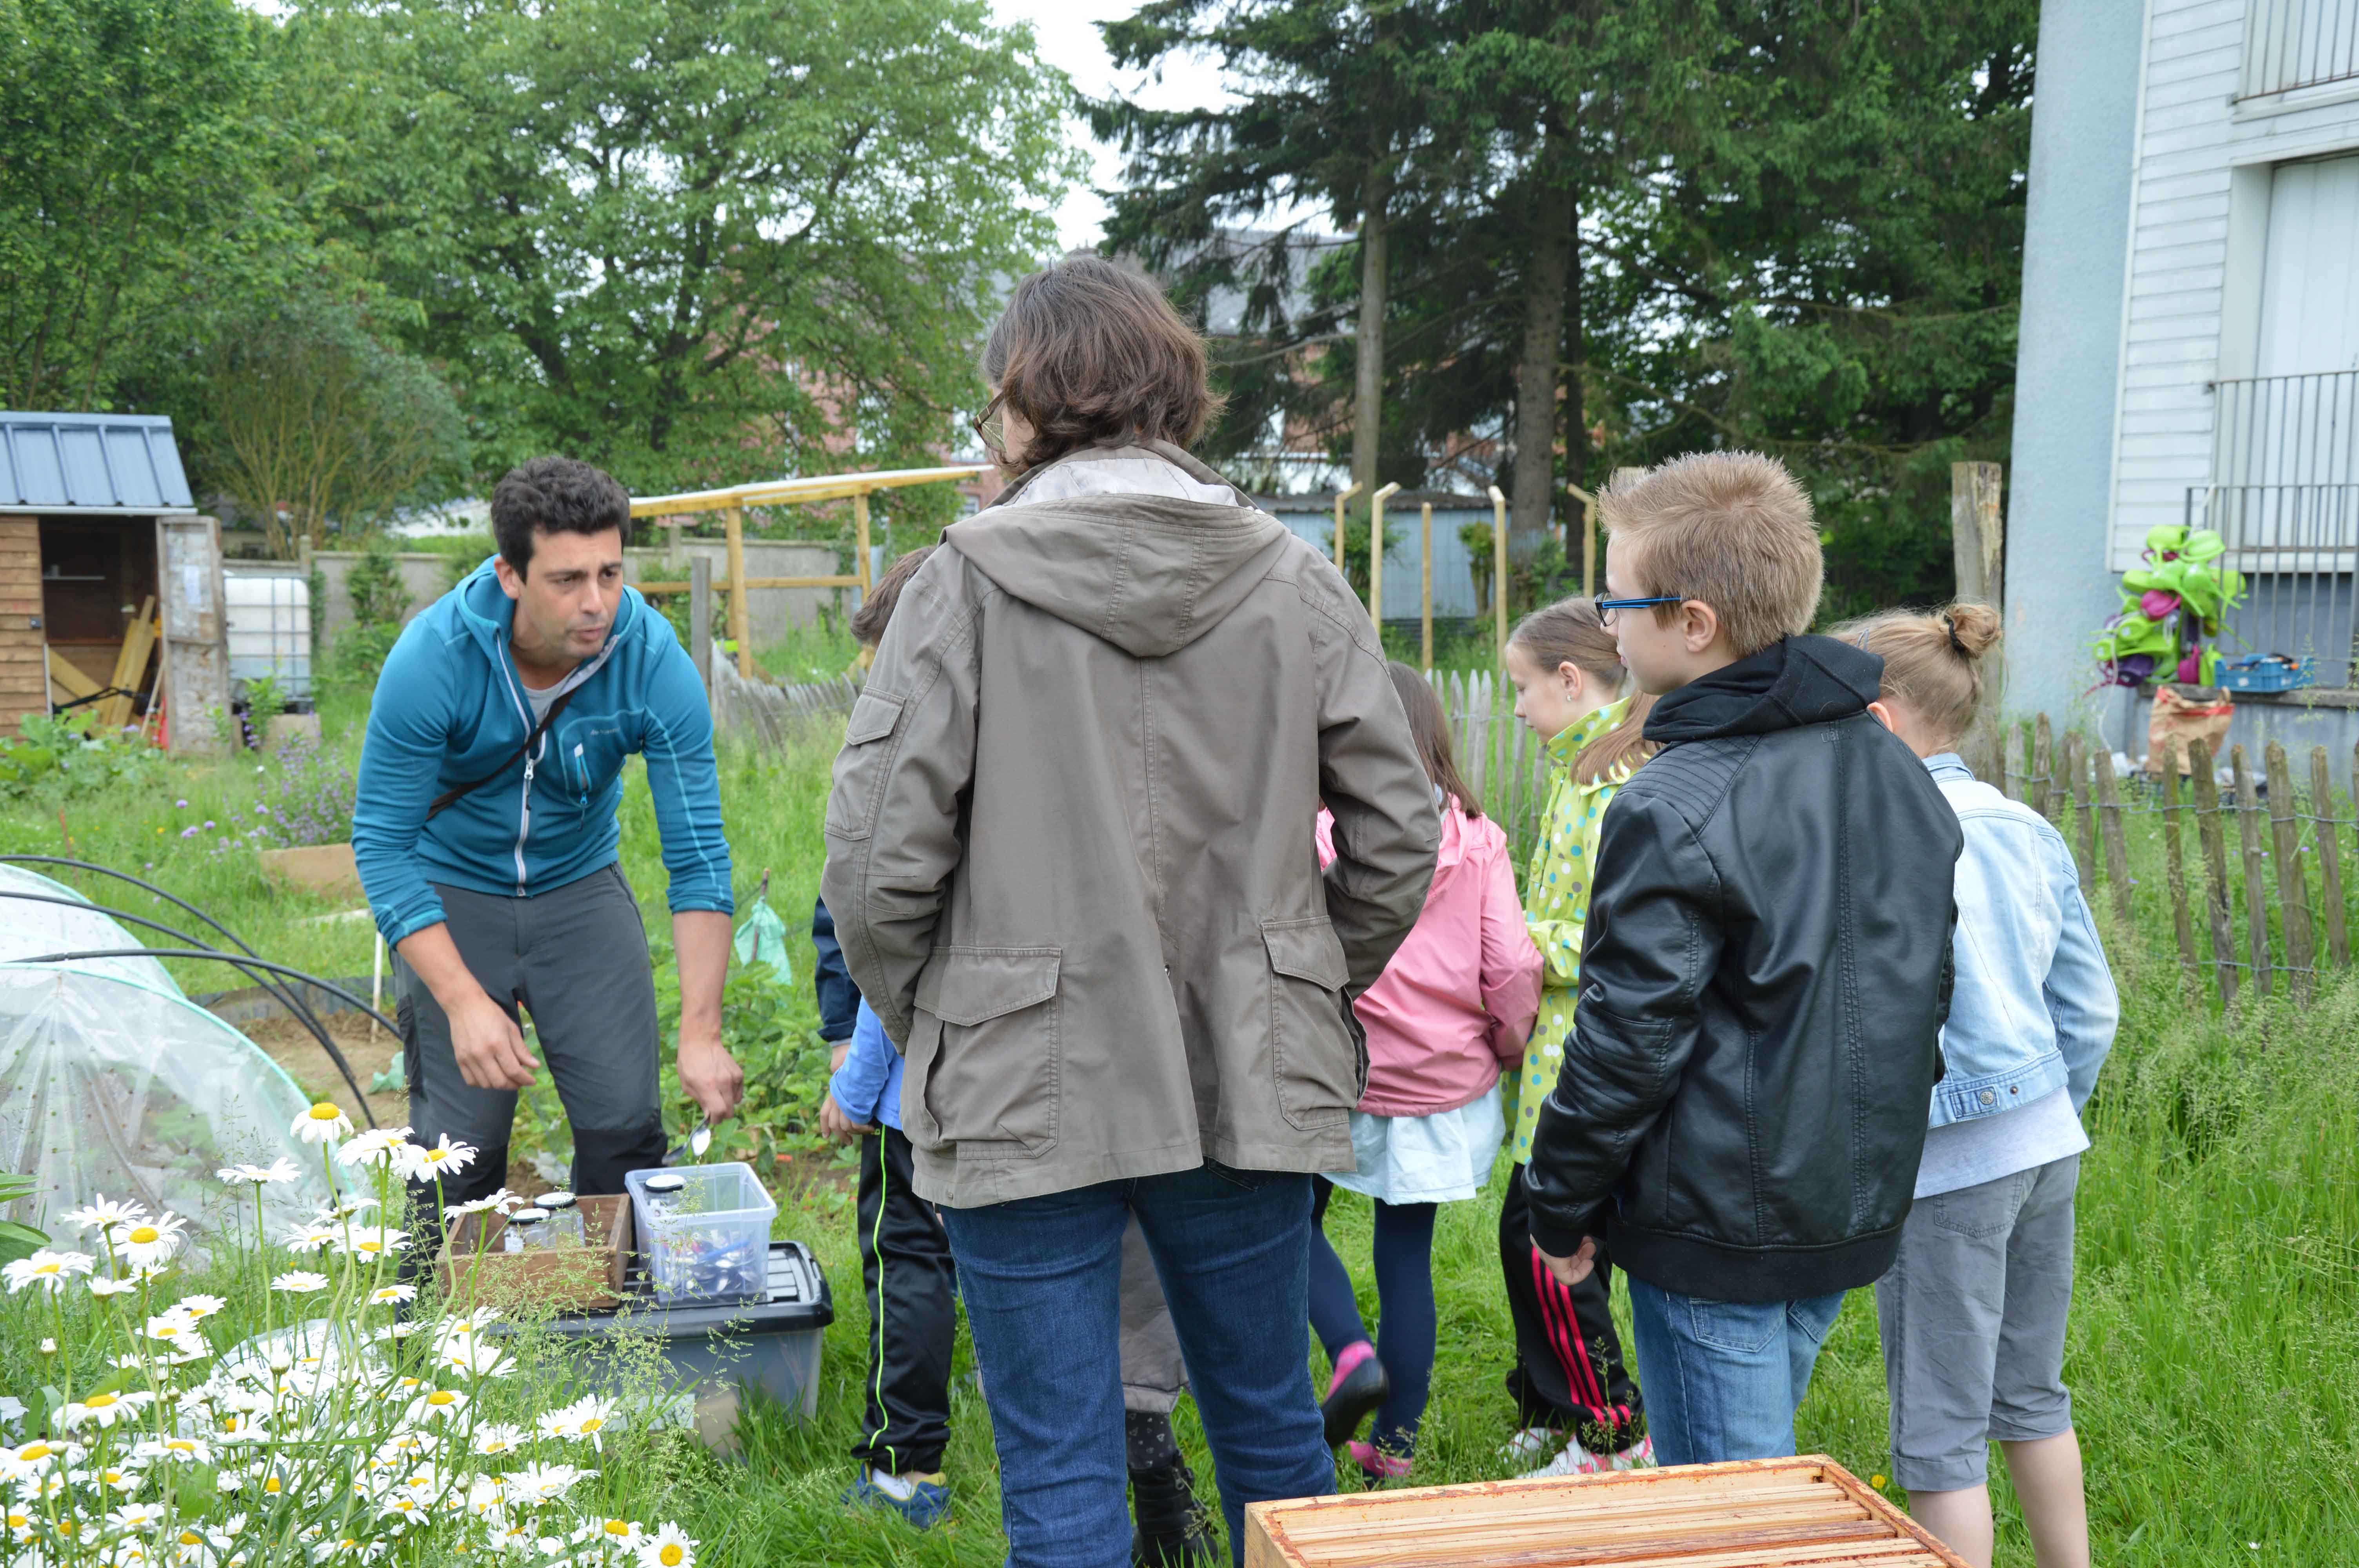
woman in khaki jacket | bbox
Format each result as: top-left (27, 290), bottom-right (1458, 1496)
top-left (823, 254), bottom-right (1438, 1566)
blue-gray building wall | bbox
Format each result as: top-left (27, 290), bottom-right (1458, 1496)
top-left (2003, 0), bottom-right (2147, 733)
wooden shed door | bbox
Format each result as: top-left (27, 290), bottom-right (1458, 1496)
top-left (0, 516), bottom-right (43, 733)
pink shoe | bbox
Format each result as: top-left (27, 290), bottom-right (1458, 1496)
top-left (1346, 1439), bottom-right (1412, 1482)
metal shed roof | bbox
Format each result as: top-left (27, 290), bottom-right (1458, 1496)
top-left (0, 412), bottom-right (194, 514)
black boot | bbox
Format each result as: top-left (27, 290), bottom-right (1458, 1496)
top-left (1128, 1410), bottom-right (1216, 1567)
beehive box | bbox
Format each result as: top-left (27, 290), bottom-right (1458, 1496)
top-left (1243, 1455), bottom-right (1968, 1568)
top-left (436, 1194), bottom-right (634, 1313)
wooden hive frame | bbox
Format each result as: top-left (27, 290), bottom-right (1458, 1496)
top-left (1244, 1455), bottom-right (1970, 1568)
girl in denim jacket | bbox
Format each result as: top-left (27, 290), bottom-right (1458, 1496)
top-left (1840, 603), bottom-right (2117, 1568)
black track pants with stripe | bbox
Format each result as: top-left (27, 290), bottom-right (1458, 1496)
top-left (853, 1126), bottom-right (958, 1475)
top-left (1497, 1162), bottom-right (1645, 1454)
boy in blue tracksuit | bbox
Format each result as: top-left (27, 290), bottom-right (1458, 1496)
top-left (355, 456), bottom-right (741, 1213)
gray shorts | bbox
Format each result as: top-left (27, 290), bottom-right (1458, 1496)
top-left (1874, 1153), bottom-right (2079, 1492)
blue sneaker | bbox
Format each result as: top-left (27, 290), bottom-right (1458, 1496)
top-left (842, 1470), bottom-right (951, 1530)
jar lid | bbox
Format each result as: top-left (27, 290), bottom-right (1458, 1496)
top-left (510, 1207), bottom-right (548, 1224)
top-left (643, 1174), bottom-right (687, 1193)
top-left (539, 1191), bottom-right (578, 1209)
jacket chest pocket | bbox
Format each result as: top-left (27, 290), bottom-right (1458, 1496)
top-left (1262, 917), bottom-right (1360, 1131)
top-left (911, 946), bottom-right (1062, 1158)
top-left (562, 722), bottom-right (628, 800)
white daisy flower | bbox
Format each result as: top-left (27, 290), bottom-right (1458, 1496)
top-left (216, 1158), bottom-right (300, 1186)
top-left (433, 1337), bottom-right (510, 1378)
top-left (402, 1388), bottom-right (467, 1425)
top-left (4, 1249), bottom-right (96, 1294)
top-left (370, 1323), bottom-right (421, 1343)
top-left (560, 1395), bottom-right (620, 1448)
top-left (584, 1519), bottom-right (643, 1551)
top-left (336, 1128), bottom-right (413, 1170)
top-left (123, 1263), bottom-right (176, 1286)
top-left (292, 1102), bottom-right (353, 1144)
top-left (0, 1438), bottom-right (83, 1482)
top-left (365, 1284), bottom-right (417, 1307)
top-left (401, 1135), bottom-right (478, 1180)
top-left (325, 1196), bottom-right (382, 1221)
top-left (89, 1275), bottom-right (139, 1298)
top-left (270, 1271), bottom-right (331, 1294)
top-left (435, 1308), bottom-right (502, 1340)
top-left (634, 1524), bottom-right (697, 1568)
top-left (281, 1224), bottom-right (340, 1255)
top-left (110, 1212), bottom-right (189, 1269)
top-left (334, 1226), bottom-right (408, 1261)
top-left (107, 1501), bottom-right (169, 1532)
top-left (82, 1460), bottom-right (147, 1493)
top-left (60, 1195), bottom-right (149, 1232)
top-left (134, 1436), bottom-right (214, 1465)
top-left (58, 1389), bottom-right (154, 1430)
top-left (174, 1294), bottom-right (229, 1320)
top-left (449, 1187), bottom-right (520, 1217)
top-left (6, 1501), bottom-right (37, 1545)
top-left (469, 1423), bottom-right (526, 1457)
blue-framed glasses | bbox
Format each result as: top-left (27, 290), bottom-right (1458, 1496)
top-left (1596, 595), bottom-right (1685, 625)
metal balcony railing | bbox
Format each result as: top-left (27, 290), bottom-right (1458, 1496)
top-left (2241, 0), bottom-right (2359, 99)
top-left (2212, 370), bottom-right (2359, 490)
top-left (2185, 483), bottom-right (2359, 686)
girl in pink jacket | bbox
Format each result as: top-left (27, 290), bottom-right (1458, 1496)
top-left (1311, 661), bottom-right (1544, 1482)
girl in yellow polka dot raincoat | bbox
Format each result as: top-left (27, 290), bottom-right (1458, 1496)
top-left (1496, 598), bottom-right (1658, 1474)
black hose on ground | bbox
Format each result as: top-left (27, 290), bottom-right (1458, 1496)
top-left (0, 890), bottom-right (377, 1124)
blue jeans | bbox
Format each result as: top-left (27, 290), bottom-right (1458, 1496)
top-left (940, 1163), bottom-right (1333, 1568)
top-left (1625, 1276), bottom-right (1847, 1467)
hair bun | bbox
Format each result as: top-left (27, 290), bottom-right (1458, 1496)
top-left (1941, 602), bottom-right (2002, 660)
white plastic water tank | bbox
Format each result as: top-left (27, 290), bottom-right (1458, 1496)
top-left (222, 569), bottom-right (312, 701)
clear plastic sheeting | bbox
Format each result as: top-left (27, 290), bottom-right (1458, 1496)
top-left (0, 965), bottom-right (331, 1240)
top-left (0, 864), bottom-right (184, 996)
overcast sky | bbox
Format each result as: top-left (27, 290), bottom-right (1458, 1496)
top-left (988, 0), bottom-right (1238, 252)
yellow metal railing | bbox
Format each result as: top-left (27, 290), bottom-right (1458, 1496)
top-left (629, 464), bottom-right (988, 678)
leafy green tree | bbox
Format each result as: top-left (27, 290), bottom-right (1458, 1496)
top-left (0, 0), bottom-right (292, 408)
top-left (280, 0), bottom-right (1078, 495)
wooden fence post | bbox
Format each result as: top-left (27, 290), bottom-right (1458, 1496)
top-left (2314, 745), bottom-right (2349, 970)
top-left (2265, 741), bottom-right (2315, 1004)
top-left (1950, 461), bottom-right (2005, 613)
top-left (2191, 738), bottom-right (2239, 1008)
top-left (2033, 714), bottom-right (2057, 822)
top-left (2066, 735), bottom-right (2098, 902)
top-left (1420, 502), bottom-right (1434, 671)
top-left (688, 554), bottom-right (712, 694)
top-left (1487, 484), bottom-right (1508, 664)
top-left (2231, 745), bottom-right (2273, 999)
top-left (723, 503), bottom-right (752, 679)
top-left (2159, 762), bottom-right (2198, 976)
top-left (2094, 751), bottom-right (2133, 927)
top-left (1368, 483), bottom-right (1400, 633)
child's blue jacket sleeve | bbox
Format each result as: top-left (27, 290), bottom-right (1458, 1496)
top-left (827, 1000), bottom-right (898, 1128)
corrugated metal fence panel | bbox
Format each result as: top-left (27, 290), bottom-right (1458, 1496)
top-left (0, 412), bottom-right (193, 510)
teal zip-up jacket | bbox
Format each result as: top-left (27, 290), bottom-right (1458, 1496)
top-left (354, 558), bottom-right (732, 949)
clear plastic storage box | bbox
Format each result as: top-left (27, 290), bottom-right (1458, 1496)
top-left (625, 1162), bottom-right (777, 1305)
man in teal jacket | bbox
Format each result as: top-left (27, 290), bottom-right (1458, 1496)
top-left (355, 456), bottom-right (740, 1211)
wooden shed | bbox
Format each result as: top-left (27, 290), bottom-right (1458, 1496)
top-left (0, 412), bottom-right (229, 750)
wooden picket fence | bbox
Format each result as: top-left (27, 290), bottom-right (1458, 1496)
top-left (1426, 670), bottom-right (1565, 866)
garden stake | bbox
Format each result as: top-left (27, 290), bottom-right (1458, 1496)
top-left (2312, 746), bottom-right (2348, 969)
top-left (2033, 713), bottom-right (2056, 823)
top-left (2095, 751), bottom-right (2133, 928)
top-left (2159, 762), bottom-right (2198, 977)
top-left (2190, 739), bottom-right (2239, 1009)
top-left (2065, 734), bottom-right (2096, 904)
top-left (2231, 745), bottom-right (2273, 1000)
top-left (2265, 742), bottom-right (2315, 1005)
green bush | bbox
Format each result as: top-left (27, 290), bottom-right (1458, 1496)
top-left (0, 713), bottom-right (164, 799)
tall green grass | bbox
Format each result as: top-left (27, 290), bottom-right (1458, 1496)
top-left (8, 705), bottom-right (2358, 1562)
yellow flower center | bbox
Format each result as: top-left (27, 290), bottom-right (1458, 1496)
top-left (180, 1531), bottom-right (205, 1546)
top-left (156, 1324), bottom-right (180, 1338)
top-left (264, 1478), bottom-right (282, 1494)
top-left (19, 1444), bottom-right (51, 1461)
top-left (603, 1520), bottom-right (632, 1536)
top-left (660, 1547), bottom-right (685, 1566)
top-left (426, 1392), bottom-right (455, 1406)
top-left (307, 1102), bottom-right (342, 1121)
top-left (32, 1262), bottom-right (59, 1276)
top-left (580, 1417), bottom-right (603, 1432)
top-left (421, 1150), bottom-right (448, 1164)
top-left (128, 1226), bottom-right (160, 1245)
top-left (85, 1393), bottom-right (117, 1408)
top-left (167, 1441), bottom-right (194, 1454)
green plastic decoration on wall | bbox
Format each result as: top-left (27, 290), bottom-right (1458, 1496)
top-left (2092, 525), bottom-right (2244, 688)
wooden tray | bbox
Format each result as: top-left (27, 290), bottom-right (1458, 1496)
top-left (435, 1193), bottom-right (633, 1313)
top-left (1244, 1455), bottom-right (1969, 1568)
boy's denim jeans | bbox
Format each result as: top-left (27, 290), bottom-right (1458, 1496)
top-left (1625, 1276), bottom-right (1848, 1467)
top-left (940, 1163), bottom-right (1333, 1568)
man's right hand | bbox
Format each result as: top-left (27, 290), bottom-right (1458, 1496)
top-left (449, 989), bottom-right (539, 1091)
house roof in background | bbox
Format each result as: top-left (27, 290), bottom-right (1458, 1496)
top-left (0, 412), bottom-right (194, 514)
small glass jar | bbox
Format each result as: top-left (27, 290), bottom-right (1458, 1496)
top-left (538, 1191), bottom-right (586, 1247)
top-left (505, 1207), bottom-right (550, 1252)
top-left (641, 1172), bottom-right (687, 1217)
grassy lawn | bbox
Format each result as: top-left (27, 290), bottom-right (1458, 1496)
top-left (7, 689), bottom-right (2359, 1564)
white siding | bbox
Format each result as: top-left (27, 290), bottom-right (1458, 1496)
top-left (2110, 0), bottom-right (2359, 566)
top-left (2255, 154), bottom-right (2359, 374)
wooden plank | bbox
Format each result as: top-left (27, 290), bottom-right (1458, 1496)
top-left (2032, 713), bottom-right (2057, 822)
top-left (2191, 739), bottom-right (2239, 1008)
top-left (2160, 762), bottom-right (2199, 976)
top-left (2317, 746), bottom-right (2350, 969)
top-left (2064, 734), bottom-right (2095, 902)
top-left (46, 647), bottom-right (100, 699)
top-left (723, 505), bottom-right (752, 680)
top-left (2266, 741), bottom-right (2315, 1004)
top-left (98, 595), bottom-right (156, 731)
top-left (2232, 744), bottom-right (2272, 1000)
top-left (2095, 748), bottom-right (2134, 927)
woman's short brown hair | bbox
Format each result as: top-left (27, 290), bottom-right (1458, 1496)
top-left (981, 252), bottom-right (1225, 469)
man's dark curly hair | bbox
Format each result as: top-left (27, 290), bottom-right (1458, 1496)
top-left (980, 253), bottom-right (1224, 470)
top-left (491, 456), bottom-right (631, 575)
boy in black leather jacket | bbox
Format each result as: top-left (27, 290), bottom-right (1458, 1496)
top-left (1524, 452), bottom-right (1960, 1468)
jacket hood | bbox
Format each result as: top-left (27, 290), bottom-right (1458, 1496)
top-left (943, 445), bottom-right (1292, 659)
top-left (1642, 634), bottom-right (1883, 744)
